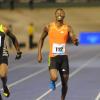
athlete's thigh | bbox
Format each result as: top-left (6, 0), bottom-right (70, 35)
top-left (0, 63), bottom-right (8, 70)
top-left (59, 55), bottom-right (69, 82)
top-left (0, 56), bottom-right (8, 76)
top-left (61, 55), bottom-right (69, 74)
top-left (0, 49), bottom-right (8, 65)
top-left (48, 56), bottom-right (59, 80)
top-left (0, 63), bottom-right (8, 77)
top-left (59, 69), bottom-right (69, 82)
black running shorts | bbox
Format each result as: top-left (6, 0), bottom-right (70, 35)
top-left (48, 55), bottom-right (69, 72)
top-left (0, 56), bottom-right (8, 65)
top-left (0, 48), bottom-right (8, 65)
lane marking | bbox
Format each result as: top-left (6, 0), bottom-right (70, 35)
top-left (36, 53), bottom-right (100, 100)
top-left (1, 68), bottom-right (48, 91)
top-left (8, 68), bottom-right (48, 88)
top-left (95, 92), bottom-right (100, 100)
top-left (9, 62), bottom-right (47, 72)
top-left (9, 61), bottom-right (33, 72)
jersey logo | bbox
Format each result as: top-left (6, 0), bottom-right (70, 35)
top-left (62, 69), bottom-right (66, 72)
top-left (60, 31), bottom-right (64, 34)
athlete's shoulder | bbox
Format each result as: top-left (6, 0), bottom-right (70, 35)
top-left (44, 22), bottom-right (55, 32)
top-left (49, 22), bottom-right (55, 27)
top-left (43, 24), bottom-right (49, 33)
top-left (44, 22), bottom-right (53, 29)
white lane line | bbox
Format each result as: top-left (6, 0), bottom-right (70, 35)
top-left (9, 61), bottom-right (47, 71)
top-left (1, 68), bottom-right (48, 91)
top-left (95, 92), bottom-right (100, 100)
top-left (8, 67), bottom-right (48, 88)
top-left (36, 53), bottom-right (100, 100)
top-left (9, 61), bottom-right (32, 71)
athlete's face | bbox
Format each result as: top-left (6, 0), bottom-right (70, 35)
top-left (55, 9), bottom-right (65, 21)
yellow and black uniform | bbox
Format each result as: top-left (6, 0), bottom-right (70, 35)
top-left (28, 23), bottom-right (35, 49)
top-left (48, 22), bottom-right (69, 72)
top-left (0, 24), bottom-right (9, 65)
top-left (0, 24), bottom-right (22, 99)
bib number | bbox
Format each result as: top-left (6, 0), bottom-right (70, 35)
top-left (0, 36), bottom-right (1, 47)
top-left (52, 43), bottom-right (65, 55)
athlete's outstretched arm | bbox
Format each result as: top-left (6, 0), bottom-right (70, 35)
top-left (38, 26), bottom-right (48, 63)
top-left (6, 30), bottom-right (20, 52)
top-left (6, 28), bottom-right (22, 59)
top-left (68, 25), bottom-right (79, 46)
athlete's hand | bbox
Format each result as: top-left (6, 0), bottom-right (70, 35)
top-left (75, 40), bottom-right (79, 46)
top-left (73, 39), bottom-right (79, 46)
top-left (15, 51), bottom-right (22, 60)
top-left (38, 53), bottom-right (42, 63)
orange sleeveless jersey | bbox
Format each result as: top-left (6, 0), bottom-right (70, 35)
top-left (48, 22), bottom-right (69, 57)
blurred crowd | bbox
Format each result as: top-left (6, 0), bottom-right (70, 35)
top-left (0, 0), bottom-right (100, 3)
top-left (0, 0), bottom-right (99, 10)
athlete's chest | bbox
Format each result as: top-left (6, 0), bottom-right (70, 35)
top-left (49, 25), bottom-right (68, 38)
top-left (49, 29), bottom-right (68, 42)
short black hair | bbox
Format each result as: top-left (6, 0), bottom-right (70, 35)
top-left (55, 8), bottom-right (65, 14)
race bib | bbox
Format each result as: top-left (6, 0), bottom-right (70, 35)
top-left (0, 36), bottom-right (1, 47)
top-left (52, 43), bottom-right (65, 55)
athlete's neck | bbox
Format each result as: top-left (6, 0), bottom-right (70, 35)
top-left (55, 20), bottom-right (64, 28)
